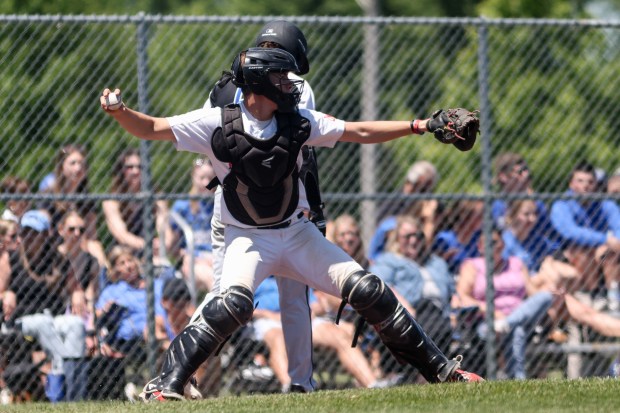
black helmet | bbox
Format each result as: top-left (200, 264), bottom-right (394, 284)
top-left (231, 47), bottom-right (303, 113)
top-left (254, 20), bottom-right (309, 75)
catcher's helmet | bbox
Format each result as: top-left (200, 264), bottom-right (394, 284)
top-left (232, 47), bottom-right (303, 113)
top-left (254, 20), bottom-right (309, 75)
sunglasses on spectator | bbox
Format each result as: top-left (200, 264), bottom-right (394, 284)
top-left (124, 164), bottom-right (142, 170)
top-left (67, 226), bottom-right (85, 234)
top-left (399, 231), bottom-right (424, 241)
top-left (514, 164), bottom-right (529, 175)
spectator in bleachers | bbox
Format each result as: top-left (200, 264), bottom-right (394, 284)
top-left (432, 199), bottom-right (483, 275)
top-left (3, 210), bottom-right (87, 401)
top-left (502, 199), bottom-right (560, 274)
top-left (454, 225), bottom-right (553, 379)
top-left (171, 158), bottom-right (215, 293)
top-left (250, 276), bottom-right (397, 392)
top-left (102, 148), bottom-right (174, 255)
top-left (550, 161), bottom-right (620, 296)
top-left (0, 219), bottom-right (18, 295)
top-left (370, 215), bottom-right (454, 355)
top-left (491, 153), bottom-right (550, 231)
top-left (95, 245), bottom-right (167, 358)
top-left (40, 144), bottom-right (98, 240)
top-left (368, 160), bottom-right (441, 261)
top-left (56, 211), bottom-right (107, 353)
top-left (328, 214), bottom-right (369, 269)
top-left (154, 277), bottom-right (194, 351)
top-left (1, 177), bottom-right (31, 224)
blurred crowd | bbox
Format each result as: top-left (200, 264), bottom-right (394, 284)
top-left (2, 144), bottom-right (620, 403)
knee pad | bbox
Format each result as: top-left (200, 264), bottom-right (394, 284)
top-left (200, 285), bottom-right (254, 340)
top-left (341, 271), bottom-right (398, 325)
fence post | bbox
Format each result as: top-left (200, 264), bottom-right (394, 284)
top-left (135, 12), bottom-right (158, 379)
top-left (358, 1), bottom-right (379, 244)
top-left (477, 21), bottom-right (497, 380)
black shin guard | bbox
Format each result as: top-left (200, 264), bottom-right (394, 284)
top-left (341, 271), bottom-right (450, 383)
top-left (157, 286), bottom-right (254, 394)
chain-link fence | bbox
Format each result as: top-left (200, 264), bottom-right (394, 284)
top-left (1, 14), bottom-right (620, 403)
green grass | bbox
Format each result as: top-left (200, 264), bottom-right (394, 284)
top-left (4, 379), bottom-right (620, 413)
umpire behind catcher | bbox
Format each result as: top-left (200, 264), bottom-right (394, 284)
top-left (100, 47), bottom-right (483, 402)
top-left (204, 20), bottom-right (321, 393)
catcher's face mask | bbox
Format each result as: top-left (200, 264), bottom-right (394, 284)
top-left (238, 47), bottom-right (302, 113)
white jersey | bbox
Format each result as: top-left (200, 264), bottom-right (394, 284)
top-left (167, 103), bottom-right (344, 228)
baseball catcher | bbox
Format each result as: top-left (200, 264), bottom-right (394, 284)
top-left (101, 47), bottom-right (485, 403)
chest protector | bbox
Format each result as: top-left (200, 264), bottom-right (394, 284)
top-left (211, 104), bottom-right (311, 226)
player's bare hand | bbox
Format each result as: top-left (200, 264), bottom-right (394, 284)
top-left (101, 88), bottom-right (124, 112)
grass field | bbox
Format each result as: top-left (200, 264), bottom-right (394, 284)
top-left (2, 378), bottom-right (620, 413)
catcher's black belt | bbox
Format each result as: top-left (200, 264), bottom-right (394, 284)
top-left (255, 211), bottom-right (304, 230)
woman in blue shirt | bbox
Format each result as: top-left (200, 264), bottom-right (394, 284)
top-left (171, 158), bottom-right (216, 292)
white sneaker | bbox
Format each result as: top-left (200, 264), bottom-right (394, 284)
top-left (0, 388), bottom-right (12, 405)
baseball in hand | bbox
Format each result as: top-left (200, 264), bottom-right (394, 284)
top-left (105, 93), bottom-right (123, 111)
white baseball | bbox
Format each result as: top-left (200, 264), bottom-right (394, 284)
top-left (106, 93), bottom-right (123, 110)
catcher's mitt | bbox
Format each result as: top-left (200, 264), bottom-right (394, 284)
top-left (427, 108), bottom-right (479, 152)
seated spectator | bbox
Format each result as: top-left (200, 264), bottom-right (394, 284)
top-left (1, 177), bottom-right (31, 223)
top-left (154, 277), bottom-right (195, 351)
top-left (40, 144), bottom-right (98, 239)
top-left (250, 276), bottom-right (396, 392)
top-left (328, 214), bottom-right (369, 269)
top-left (550, 161), bottom-right (620, 295)
top-left (171, 158), bottom-right (215, 293)
top-left (502, 200), bottom-right (560, 273)
top-left (370, 216), bottom-right (454, 354)
top-left (432, 199), bottom-right (484, 275)
top-left (57, 211), bottom-right (107, 354)
top-left (102, 148), bottom-right (173, 255)
top-left (4, 210), bottom-right (87, 401)
top-left (0, 219), bottom-right (18, 294)
top-left (369, 161), bottom-right (440, 261)
top-left (95, 246), bottom-right (167, 359)
top-left (454, 225), bottom-right (553, 379)
top-left (492, 153), bottom-right (550, 232)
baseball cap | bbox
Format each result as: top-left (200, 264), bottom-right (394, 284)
top-left (254, 20), bottom-right (309, 75)
top-left (20, 210), bottom-right (51, 232)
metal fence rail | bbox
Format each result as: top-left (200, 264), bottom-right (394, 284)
top-left (1, 14), bottom-right (620, 403)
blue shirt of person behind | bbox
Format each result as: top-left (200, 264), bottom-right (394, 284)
top-left (502, 228), bottom-right (559, 273)
top-left (370, 252), bottom-right (454, 319)
top-left (550, 189), bottom-right (620, 248)
top-left (254, 276), bottom-right (315, 312)
top-left (96, 277), bottom-right (165, 342)
top-left (432, 229), bottom-right (481, 275)
top-left (171, 199), bottom-right (214, 254)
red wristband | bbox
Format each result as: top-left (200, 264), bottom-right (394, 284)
top-left (410, 119), bottom-right (423, 135)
